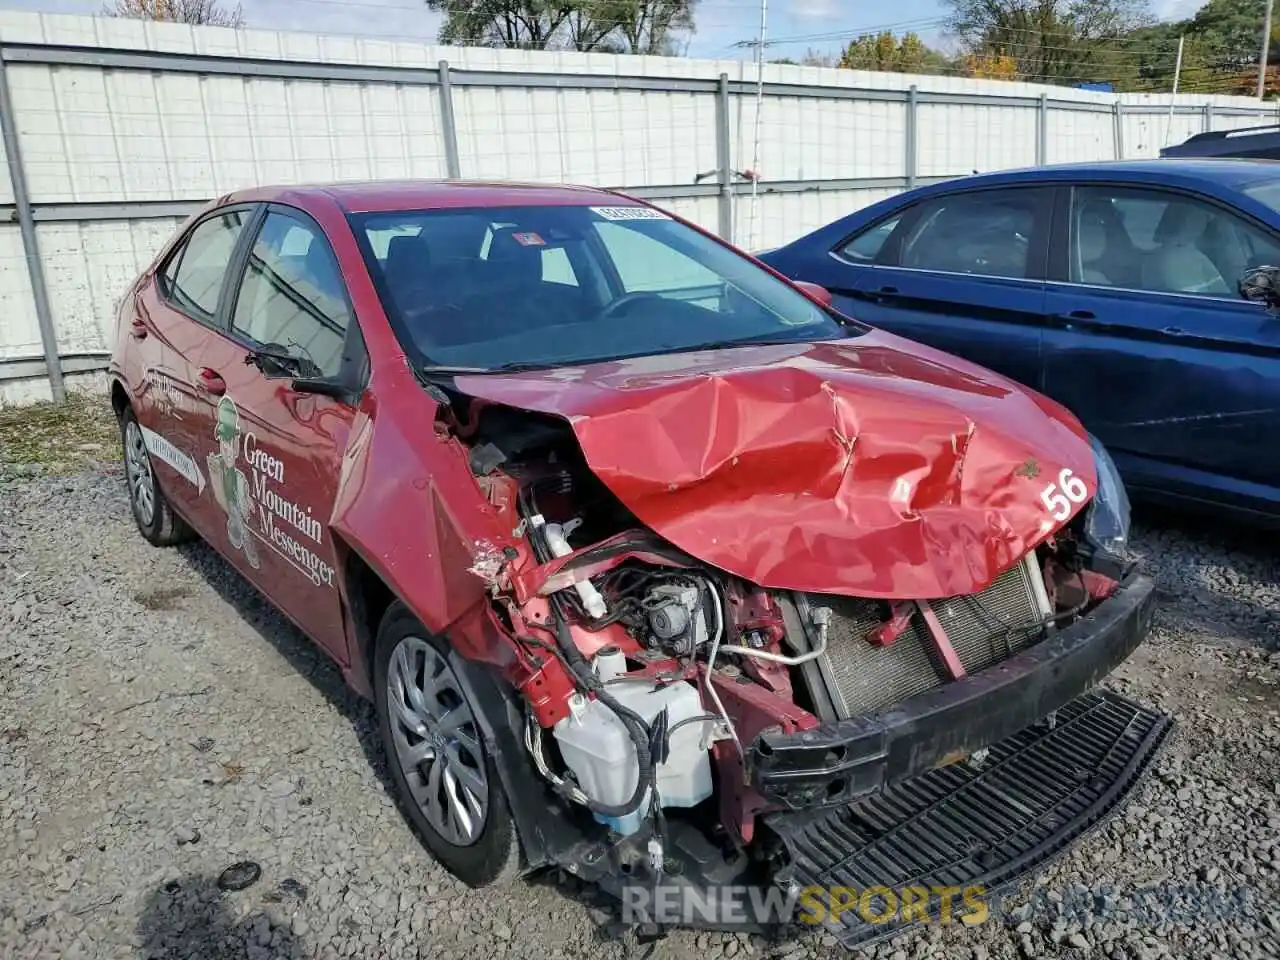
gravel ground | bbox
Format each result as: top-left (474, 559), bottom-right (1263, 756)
top-left (2, 452), bottom-right (1279, 960)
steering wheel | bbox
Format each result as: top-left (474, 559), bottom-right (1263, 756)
top-left (597, 291), bottom-right (667, 323)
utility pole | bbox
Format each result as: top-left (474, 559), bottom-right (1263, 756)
top-left (748, 0), bottom-right (768, 252)
top-left (1165, 35), bottom-right (1184, 146)
top-left (1260, 0), bottom-right (1274, 99)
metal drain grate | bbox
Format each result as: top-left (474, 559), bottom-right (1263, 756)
top-left (766, 690), bottom-right (1172, 950)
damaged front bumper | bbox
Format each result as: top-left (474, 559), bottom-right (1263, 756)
top-left (753, 572), bottom-right (1157, 809)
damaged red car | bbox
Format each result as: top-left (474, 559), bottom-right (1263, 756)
top-left (108, 181), bottom-right (1170, 948)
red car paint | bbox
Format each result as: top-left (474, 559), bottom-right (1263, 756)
top-left (110, 179), bottom-right (1103, 851)
top-left (452, 333), bottom-right (1096, 599)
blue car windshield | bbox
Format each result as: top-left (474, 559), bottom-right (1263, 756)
top-left (350, 204), bottom-right (850, 370)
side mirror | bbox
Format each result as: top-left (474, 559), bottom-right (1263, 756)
top-left (1238, 265), bottom-right (1280, 313)
top-left (793, 280), bottom-right (833, 307)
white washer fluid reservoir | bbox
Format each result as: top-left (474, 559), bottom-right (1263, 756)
top-left (552, 679), bottom-right (713, 836)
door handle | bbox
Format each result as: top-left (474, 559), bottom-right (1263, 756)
top-left (1053, 310), bottom-right (1105, 331)
top-left (1161, 325), bottom-right (1186, 337)
top-left (863, 284), bottom-right (901, 304)
top-left (197, 368), bottom-right (227, 396)
top-left (129, 317), bottom-right (148, 340)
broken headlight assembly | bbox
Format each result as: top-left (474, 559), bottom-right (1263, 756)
top-left (1081, 433), bottom-right (1131, 560)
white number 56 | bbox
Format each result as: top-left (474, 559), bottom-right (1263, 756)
top-left (1040, 467), bottom-right (1089, 521)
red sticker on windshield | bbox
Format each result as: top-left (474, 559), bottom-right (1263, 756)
top-left (512, 232), bottom-right (545, 246)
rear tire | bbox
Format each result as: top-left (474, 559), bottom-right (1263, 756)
top-left (120, 406), bottom-right (193, 547)
top-left (373, 602), bottom-right (521, 887)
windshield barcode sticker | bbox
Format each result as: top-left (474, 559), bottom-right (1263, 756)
top-left (590, 206), bottom-right (671, 221)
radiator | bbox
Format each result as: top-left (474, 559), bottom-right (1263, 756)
top-left (810, 555), bottom-right (1052, 720)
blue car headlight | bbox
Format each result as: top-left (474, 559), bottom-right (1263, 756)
top-left (1081, 433), bottom-right (1131, 557)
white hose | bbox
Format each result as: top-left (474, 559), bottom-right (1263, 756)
top-left (702, 585), bottom-right (745, 764)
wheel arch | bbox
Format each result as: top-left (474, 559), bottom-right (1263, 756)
top-left (336, 541), bottom-right (568, 873)
top-left (109, 377), bottom-right (132, 420)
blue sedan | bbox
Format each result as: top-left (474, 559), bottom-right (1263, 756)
top-left (758, 159), bottom-right (1280, 525)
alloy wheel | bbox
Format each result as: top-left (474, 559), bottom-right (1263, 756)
top-left (124, 420), bottom-right (156, 527)
top-left (386, 635), bottom-right (489, 846)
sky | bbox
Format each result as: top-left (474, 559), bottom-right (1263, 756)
top-left (0, 0), bottom-right (1208, 61)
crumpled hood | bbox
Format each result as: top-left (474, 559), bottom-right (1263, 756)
top-left (456, 330), bottom-right (1096, 599)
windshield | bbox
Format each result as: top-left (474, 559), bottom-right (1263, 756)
top-left (350, 204), bottom-right (850, 370)
top-left (1241, 176), bottom-right (1280, 214)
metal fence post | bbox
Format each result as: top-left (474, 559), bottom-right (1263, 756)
top-left (1036, 93), bottom-right (1048, 165)
top-left (1203, 103), bottom-right (1213, 132)
top-left (437, 60), bottom-right (461, 179)
top-left (715, 73), bottom-right (732, 242)
top-left (905, 85), bottom-right (918, 188)
top-left (0, 50), bottom-right (64, 402)
top-left (1113, 101), bottom-right (1125, 160)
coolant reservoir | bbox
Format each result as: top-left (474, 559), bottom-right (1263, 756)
top-left (552, 679), bottom-right (713, 836)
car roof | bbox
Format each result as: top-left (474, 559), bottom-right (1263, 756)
top-left (223, 179), bottom-right (631, 214)
top-left (930, 158), bottom-right (1280, 191)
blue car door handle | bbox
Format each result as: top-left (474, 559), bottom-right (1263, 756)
top-left (1054, 309), bottom-right (1106, 332)
top-left (1161, 325), bottom-right (1186, 337)
top-left (865, 284), bottom-right (901, 304)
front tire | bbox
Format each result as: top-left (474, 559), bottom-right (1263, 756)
top-left (120, 406), bottom-right (192, 547)
top-left (373, 602), bottom-right (521, 887)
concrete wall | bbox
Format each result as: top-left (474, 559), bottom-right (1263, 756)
top-left (1, 10), bottom-right (1276, 404)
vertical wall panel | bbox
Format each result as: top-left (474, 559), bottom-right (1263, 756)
top-left (0, 224), bottom-right (39, 361)
top-left (1046, 110), bottom-right (1116, 165)
top-left (917, 102), bottom-right (1038, 176)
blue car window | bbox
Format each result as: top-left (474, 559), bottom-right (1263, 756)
top-left (1070, 186), bottom-right (1280, 298)
top-left (838, 215), bottom-right (902, 263)
top-left (898, 192), bottom-right (1037, 279)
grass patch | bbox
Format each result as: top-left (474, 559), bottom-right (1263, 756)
top-left (0, 391), bottom-right (119, 475)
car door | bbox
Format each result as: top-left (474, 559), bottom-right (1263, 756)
top-left (133, 206), bottom-right (259, 528)
top-left (1042, 182), bottom-right (1280, 510)
top-left (187, 205), bottom-right (364, 663)
top-left (818, 186), bottom-right (1053, 391)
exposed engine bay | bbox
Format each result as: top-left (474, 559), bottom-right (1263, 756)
top-left (441, 394), bottom-right (1142, 889)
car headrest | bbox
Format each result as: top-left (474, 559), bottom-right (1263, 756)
top-left (385, 234), bottom-right (430, 286)
top-left (486, 228), bottom-right (543, 286)
top-left (1154, 202), bottom-right (1214, 246)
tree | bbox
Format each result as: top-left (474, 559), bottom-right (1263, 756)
top-left (945, 0), bottom-right (1153, 83)
top-left (102, 0), bottom-right (244, 27)
top-left (837, 31), bottom-right (950, 73)
top-left (770, 49), bottom-right (837, 67)
top-left (964, 51), bottom-right (1020, 78)
top-left (426, 0), bottom-right (697, 53)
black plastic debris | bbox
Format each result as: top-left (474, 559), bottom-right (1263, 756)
top-left (216, 861), bottom-right (262, 892)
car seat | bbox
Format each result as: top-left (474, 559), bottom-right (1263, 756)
top-left (1145, 203), bottom-right (1230, 295)
top-left (1075, 197), bottom-right (1141, 288)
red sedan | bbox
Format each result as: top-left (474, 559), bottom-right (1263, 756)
top-left (108, 181), bottom-right (1167, 948)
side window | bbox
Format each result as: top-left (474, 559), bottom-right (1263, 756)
top-left (161, 210), bottom-right (249, 319)
top-left (837, 214), bottom-right (902, 263)
top-left (231, 211), bottom-right (351, 378)
top-left (899, 191), bottom-right (1039, 279)
top-left (1070, 185), bottom-right (1280, 297)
